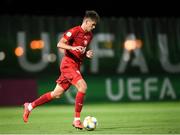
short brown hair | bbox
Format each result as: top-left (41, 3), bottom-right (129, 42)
top-left (84, 10), bottom-right (100, 23)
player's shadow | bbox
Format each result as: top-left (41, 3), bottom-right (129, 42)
top-left (98, 125), bottom-right (142, 131)
top-left (97, 126), bottom-right (122, 130)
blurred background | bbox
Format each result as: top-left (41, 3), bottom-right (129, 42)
top-left (0, 0), bottom-right (180, 106)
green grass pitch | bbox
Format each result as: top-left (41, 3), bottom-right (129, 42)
top-left (0, 102), bottom-right (180, 134)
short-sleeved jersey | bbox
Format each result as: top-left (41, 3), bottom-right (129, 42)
top-left (63, 26), bottom-right (93, 63)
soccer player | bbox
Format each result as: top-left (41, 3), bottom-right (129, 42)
top-left (23, 10), bottom-right (100, 130)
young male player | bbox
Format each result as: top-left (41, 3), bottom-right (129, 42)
top-left (23, 10), bottom-right (100, 130)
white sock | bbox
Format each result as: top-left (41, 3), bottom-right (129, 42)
top-left (27, 103), bottom-right (33, 111)
top-left (74, 117), bottom-right (80, 121)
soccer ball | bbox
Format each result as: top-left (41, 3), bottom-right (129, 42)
top-left (83, 116), bottom-right (98, 131)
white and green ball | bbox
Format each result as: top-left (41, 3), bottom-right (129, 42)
top-left (83, 116), bottom-right (98, 131)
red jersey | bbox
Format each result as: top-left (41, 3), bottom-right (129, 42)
top-left (63, 26), bottom-right (93, 63)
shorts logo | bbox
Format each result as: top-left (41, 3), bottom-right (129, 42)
top-left (76, 70), bottom-right (80, 74)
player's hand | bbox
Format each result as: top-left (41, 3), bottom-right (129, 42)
top-left (71, 46), bottom-right (86, 54)
top-left (86, 50), bottom-right (94, 58)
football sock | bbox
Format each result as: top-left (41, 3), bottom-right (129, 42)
top-left (75, 91), bottom-right (85, 118)
top-left (31, 92), bottom-right (52, 108)
top-left (74, 117), bottom-right (80, 121)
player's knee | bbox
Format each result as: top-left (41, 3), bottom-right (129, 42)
top-left (51, 90), bottom-right (63, 99)
top-left (54, 94), bottom-right (61, 98)
top-left (79, 83), bottom-right (87, 93)
top-left (75, 79), bottom-right (87, 93)
top-left (51, 84), bottom-right (65, 98)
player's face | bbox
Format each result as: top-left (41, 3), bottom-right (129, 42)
top-left (86, 19), bottom-right (97, 32)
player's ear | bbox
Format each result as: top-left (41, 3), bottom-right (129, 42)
top-left (84, 19), bottom-right (88, 24)
top-left (85, 18), bottom-right (91, 24)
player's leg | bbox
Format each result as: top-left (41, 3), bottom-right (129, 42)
top-left (72, 79), bottom-right (87, 129)
top-left (23, 84), bottom-right (65, 123)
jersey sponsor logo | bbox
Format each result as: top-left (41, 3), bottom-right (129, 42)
top-left (81, 47), bottom-right (86, 54)
top-left (66, 32), bottom-right (72, 37)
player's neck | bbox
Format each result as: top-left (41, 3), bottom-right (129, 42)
top-left (80, 24), bottom-right (88, 33)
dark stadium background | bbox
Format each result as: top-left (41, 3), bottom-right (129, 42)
top-left (0, 0), bottom-right (178, 17)
top-left (0, 1), bottom-right (180, 134)
top-left (0, 0), bottom-right (180, 105)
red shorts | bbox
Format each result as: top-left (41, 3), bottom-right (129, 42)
top-left (56, 56), bottom-right (82, 90)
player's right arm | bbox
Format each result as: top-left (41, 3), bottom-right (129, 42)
top-left (57, 37), bottom-right (72, 53)
top-left (57, 37), bottom-right (85, 53)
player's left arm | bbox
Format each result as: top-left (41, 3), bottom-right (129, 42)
top-left (86, 36), bottom-right (94, 59)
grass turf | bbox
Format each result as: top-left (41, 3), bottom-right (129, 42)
top-left (0, 102), bottom-right (180, 134)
